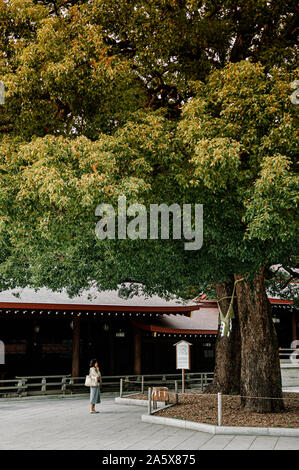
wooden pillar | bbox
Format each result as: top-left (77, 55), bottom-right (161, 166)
top-left (292, 310), bottom-right (297, 342)
top-left (72, 316), bottom-right (80, 377)
top-left (109, 334), bottom-right (115, 375)
top-left (134, 328), bottom-right (142, 375)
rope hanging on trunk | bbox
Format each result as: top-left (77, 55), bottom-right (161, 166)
top-left (218, 278), bottom-right (244, 337)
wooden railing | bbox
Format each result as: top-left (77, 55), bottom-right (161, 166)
top-left (0, 375), bottom-right (72, 397)
top-left (0, 372), bottom-right (214, 398)
top-left (0, 378), bottom-right (28, 395)
top-left (119, 372), bottom-right (214, 396)
top-left (279, 347), bottom-right (299, 364)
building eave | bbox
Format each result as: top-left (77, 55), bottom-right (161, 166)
top-left (0, 301), bottom-right (199, 314)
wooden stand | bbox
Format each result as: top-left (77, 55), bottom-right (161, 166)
top-left (174, 340), bottom-right (192, 394)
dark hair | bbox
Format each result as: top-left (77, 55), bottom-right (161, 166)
top-left (89, 358), bottom-right (98, 368)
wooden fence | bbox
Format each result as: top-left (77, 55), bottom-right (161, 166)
top-left (0, 372), bottom-right (214, 398)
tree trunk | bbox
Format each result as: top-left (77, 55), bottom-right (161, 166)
top-left (234, 269), bottom-right (284, 412)
top-left (205, 281), bottom-right (241, 394)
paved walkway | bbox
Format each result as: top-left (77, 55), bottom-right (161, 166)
top-left (0, 395), bottom-right (299, 450)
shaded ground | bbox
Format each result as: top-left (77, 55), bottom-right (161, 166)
top-left (130, 392), bottom-right (299, 428)
top-left (1, 395), bottom-right (299, 450)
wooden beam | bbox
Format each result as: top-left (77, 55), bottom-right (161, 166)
top-left (0, 302), bottom-right (200, 313)
top-left (133, 328), bottom-right (142, 375)
top-left (109, 335), bottom-right (115, 375)
top-left (72, 316), bottom-right (80, 377)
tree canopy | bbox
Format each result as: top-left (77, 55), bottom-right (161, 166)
top-left (1, 0), bottom-right (298, 137)
top-left (1, 0), bottom-right (298, 410)
top-left (0, 60), bottom-right (297, 304)
top-left (0, 0), bottom-right (297, 300)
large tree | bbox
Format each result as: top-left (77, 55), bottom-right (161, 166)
top-left (176, 61), bottom-right (298, 409)
top-left (1, 62), bottom-right (297, 411)
top-left (0, 1), bottom-right (298, 411)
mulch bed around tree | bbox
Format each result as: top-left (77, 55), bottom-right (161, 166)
top-left (128, 391), bottom-right (299, 428)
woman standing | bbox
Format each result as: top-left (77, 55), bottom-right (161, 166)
top-left (89, 358), bottom-right (101, 414)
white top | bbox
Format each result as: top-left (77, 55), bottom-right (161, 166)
top-left (89, 367), bottom-right (101, 382)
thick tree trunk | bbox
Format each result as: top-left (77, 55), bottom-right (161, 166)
top-left (205, 281), bottom-right (241, 394)
top-left (234, 269), bottom-right (284, 412)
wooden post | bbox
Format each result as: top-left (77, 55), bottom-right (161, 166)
top-left (133, 328), bottom-right (142, 375)
top-left (120, 378), bottom-right (123, 398)
top-left (141, 376), bottom-right (144, 394)
top-left (148, 387), bottom-right (152, 415)
top-left (109, 335), bottom-right (115, 375)
top-left (174, 340), bottom-right (191, 394)
top-left (72, 316), bottom-right (80, 377)
top-left (61, 377), bottom-right (67, 395)
top-left (218, 392), bottom-right (222, 426)
top-left (175, 380), bottom-right (178, 404)
top-left (69, 377), bottom-right (74, 394)
top-left (41, 377), bottom-right (46, 394)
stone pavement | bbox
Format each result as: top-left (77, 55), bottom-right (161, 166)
top-left (0, 394), bottom-right (299, 450)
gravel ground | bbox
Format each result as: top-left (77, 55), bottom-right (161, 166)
top-left (129, 392), bottom-right (299, 428)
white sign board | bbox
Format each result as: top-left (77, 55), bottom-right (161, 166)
top-left (175, 341), bottom-right (190, 370)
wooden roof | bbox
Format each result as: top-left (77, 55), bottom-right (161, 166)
top-left (0, 286), bottom-right (200, 315)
